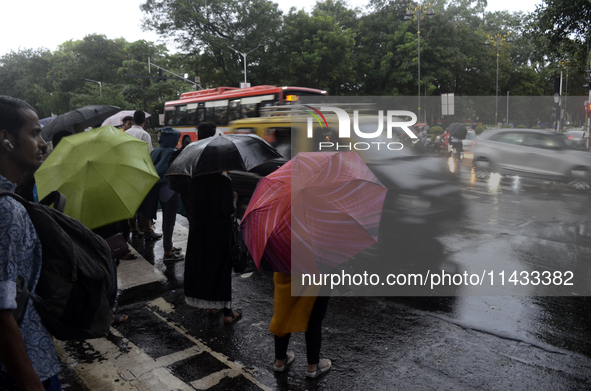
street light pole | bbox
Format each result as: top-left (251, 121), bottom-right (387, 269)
top-left (404, 3), bottom-right (434, 123)
top-left (226, 44), bottom-right (262, 86)
top-left (82, 78), bottom-right (102, 96)
top-left (485, 34), bottom-right (511, 127)
top-left (507, 91), bottom-right (510, 126)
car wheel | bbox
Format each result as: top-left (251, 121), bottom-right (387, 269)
top-left (474, 158), bottom-right (491, 179)
top-left (566, 167), bottom-right (590, 190)
top-left (182, 135), bottom-right (191, 148)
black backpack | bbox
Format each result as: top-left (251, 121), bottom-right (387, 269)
top-left (1, 190), bottom-right (117, 341)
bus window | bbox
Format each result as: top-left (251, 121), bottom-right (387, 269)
top-left (229, 100), bottom-right (241, 121)
top-left (175, 105), bottom-right (188, 125)
top-left (196, 108), bottom-right (206, 124)
top-left (205, 100), bottom-right (229, 126)
top-left (164, 109), bottom-right (175, 126)
top-left (242, 103), bottom-right (257, 118)
top-left (183, 103), bottom-right (198, 126)
top-left (214, 106), bottom-right (228, 125)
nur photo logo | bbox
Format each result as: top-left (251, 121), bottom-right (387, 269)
top-left (303, 105), bottom-right (419, 151)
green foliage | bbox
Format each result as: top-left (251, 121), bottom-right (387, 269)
top-left (429, 126), bottom-right (444, 135)
top-left (532, 125), bottom-right (542, 129)
top-left (527, 0), bottom-right (591, 67)
top-left (516, 124), bottom-right (526, 128)
top-left (1, 0), bottom-right (588, 124)
top-left (475, 125), bottom-right (487, 134)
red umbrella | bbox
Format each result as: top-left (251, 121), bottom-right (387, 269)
top-left (241, 151), bottom-right (388, 275)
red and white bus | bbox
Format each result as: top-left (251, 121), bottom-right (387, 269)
top-left (163, 85), bottom-right (327, 145)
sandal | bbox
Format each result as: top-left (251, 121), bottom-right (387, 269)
top-left (207, 308), bottom-right (222, 315)
top-left (306, 359), bottom-right (331, 378)
top-left (171, 247), bottom-right (182, 254)
top-left (163, 252), bottom-right (184, 262)
top-left (111, 314), bottom-right (128, 326)
top-left (145, 233), bottom-right (162, 242)
top-left (224, 310), bottom-right (242, 324)
top-left (274, 351), bottom-right (295, 372)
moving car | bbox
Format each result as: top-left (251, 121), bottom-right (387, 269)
top-left (472, 128), bottom-right (591, 189)
top-left (563, 130), bottom-right (585, 149)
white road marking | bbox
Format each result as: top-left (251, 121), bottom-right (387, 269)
top-left (191, 368), bottom-right (239, 390)
top-left (147, 297), bottom-right (176, 313)
top-left (148, 307), bottom-right (272, 391)
top-left (55, 328), bottom-right (194, 391)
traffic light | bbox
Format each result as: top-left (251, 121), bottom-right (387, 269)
top-left (158, 68), bottom-right (163, 82)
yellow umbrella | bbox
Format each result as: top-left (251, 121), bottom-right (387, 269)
top-left (35, 126), bottom-right (159, 230)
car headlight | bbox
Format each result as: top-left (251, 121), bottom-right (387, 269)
top-left (394, 194), bottom-right (432, 210)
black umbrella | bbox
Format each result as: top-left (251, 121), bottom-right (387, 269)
top-left (41, 105), bottom-right (121, 142)
top-left (447, 123), bottom-right (468, 139)
top-left (166, 134), bottom-right (282, 177)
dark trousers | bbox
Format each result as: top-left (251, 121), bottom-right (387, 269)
top-left (274, 296), bottom-right (330, 365)
top-left (161, 193), bottom-right (179, 253)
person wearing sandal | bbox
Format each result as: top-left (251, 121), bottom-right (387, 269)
top-left (170, 123), bottom-right (240, 323)
top-left (270, 273), bottom-right (331, 378)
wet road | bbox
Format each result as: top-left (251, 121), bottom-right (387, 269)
top-left (57, 162), bottom-right (591, 390)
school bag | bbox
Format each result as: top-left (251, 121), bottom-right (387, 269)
top-left (1, 190), bottom-right (117, 341)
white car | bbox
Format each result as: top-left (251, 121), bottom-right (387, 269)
top-left (472, 128), bottom-right (591, 189)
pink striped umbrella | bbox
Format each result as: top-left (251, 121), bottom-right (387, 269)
top-left (241, 151), bottom-right (388, 274)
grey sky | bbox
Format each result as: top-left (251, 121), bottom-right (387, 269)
top-left (1, 0), bottom-right (543, 56)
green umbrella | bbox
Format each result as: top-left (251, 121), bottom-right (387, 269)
top-left (35, 126), bottom-right (159, 230)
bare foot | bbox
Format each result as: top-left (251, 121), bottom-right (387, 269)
top-left (223, 310), bottom-right (242, 323)
top-left (111, 314), bottom-right (128, 325)
top-left (275, 358), bottom-right (286, 367)
top-left (307, 359), bottom-right (330, 373)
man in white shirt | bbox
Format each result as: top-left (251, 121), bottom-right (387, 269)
top-left (125, 111), bottom-right (153, 152)
top-left (125, 110), bottom-right (161, 240)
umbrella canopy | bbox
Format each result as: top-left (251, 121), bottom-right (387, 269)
top-left (39, 116), bottom-right (56, 128)
top-left (447, 123), bottom-right (468, 139)
top-left (35, 126), bottom-right (160, 230)
top-left (241, 151), bottom-right (388, 275)
top-left (41, 105), bottom-right (121, 142)
top-left (102, 110), bottom-right (151, 127)
top-left (166, 133), bottom-right (282, 177)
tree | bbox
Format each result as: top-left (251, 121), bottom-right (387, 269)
top-left (278, 8), bottom-right (356, 94)
top-left (0, 49), bottom-right (54, 117)
top-left (528, 0), bottom-right (591, 68)
top-left (141, 0), bottom-right (283, 87)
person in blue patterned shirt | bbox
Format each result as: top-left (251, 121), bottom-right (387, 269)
top-left (0, 96), bottom-right (62, 390)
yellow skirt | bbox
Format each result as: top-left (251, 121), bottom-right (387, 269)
top-left (269, 272), bottom-right (321, 337)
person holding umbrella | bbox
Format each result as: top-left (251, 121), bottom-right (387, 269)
top-left (171, 122), bottom-right (241, 323)
top-left (241, 152), bottom-right (388, 378)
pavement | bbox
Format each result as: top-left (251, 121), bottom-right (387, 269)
top-left (54, 198), bottom-right (591, 390)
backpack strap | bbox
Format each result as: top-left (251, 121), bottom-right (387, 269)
top-left (0, 189), bottom-right (65, 324)
top-left (39, 191), bottom-right (66, 213)
top-left (0, 191), bottom-right (31, 324)
top-left (12, 276), bottom-right (29, 325)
